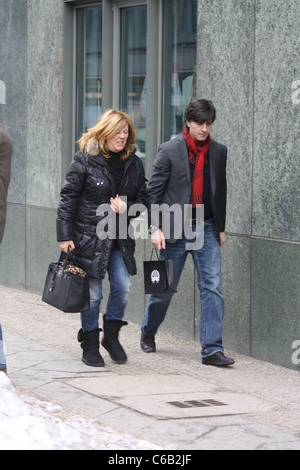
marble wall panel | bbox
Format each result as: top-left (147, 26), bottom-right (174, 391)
top-left (197, 0), bottom-right (255, 235)
top-left (25, 207), bottom-right (58, 294)
top-left (222, 235), bottom-right (251, 356)
top-left (253, 0), bottom-right (300, 241)
top-left (26, 0), bottom-right (64, 209)
top-left (251, 239), bottom-right (300, 370)
top-left (0, 0), bottom-right (28, 204)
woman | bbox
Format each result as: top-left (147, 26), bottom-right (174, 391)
top-left (57, 110), bottom-right (147, 367)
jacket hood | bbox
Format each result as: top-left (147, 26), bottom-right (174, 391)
top-left (85, 138), bottom-right (100, 156)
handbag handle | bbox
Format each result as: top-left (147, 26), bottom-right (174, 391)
top-left (59, 248), bottom-right (73, 267)
top-left (49, 249), bottom-right (72, 292)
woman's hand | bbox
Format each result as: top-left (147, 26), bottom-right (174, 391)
top-left (60, 241), bottom-right (75, 253)
top-left (110, 195), bottom-right (127, 214)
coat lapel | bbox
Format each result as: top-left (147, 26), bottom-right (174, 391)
top-left (177, 135), bottom-right (191, 184)
top-left (207, 140), bottom-right (218, 194)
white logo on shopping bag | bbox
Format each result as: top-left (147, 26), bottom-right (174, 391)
top-left (151, 270), bottom-right (160, 284)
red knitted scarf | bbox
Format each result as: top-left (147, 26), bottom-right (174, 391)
top-left (183, 126), bottom-right (211, 206)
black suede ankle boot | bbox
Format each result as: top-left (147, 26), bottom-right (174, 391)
top-left (78, 328), bottom-right (105, 367)
top-left (101, 315), bottom-right (128, 364)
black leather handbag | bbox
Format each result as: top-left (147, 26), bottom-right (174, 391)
top-left (42, 250), bottom-right (90, 313)
top-left (143, 249), bottom-right (177, 295)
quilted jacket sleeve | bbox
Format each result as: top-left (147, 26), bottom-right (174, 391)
top-left (56, 152), bottom-right (87, 241)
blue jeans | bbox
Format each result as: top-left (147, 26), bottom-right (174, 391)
top-left (80, 250), bottom-right (131, 332)
top-left (141, 218), bottom-right (224, 358)
top-left (0, 323), bottom-right (6, 370)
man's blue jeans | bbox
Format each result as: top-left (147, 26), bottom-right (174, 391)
top-left (0, 323), bottom-right (6, 370)
top-left (141, 218), bottom-right (224, 358)
top-left (80, 250), bottom-right (131, 332)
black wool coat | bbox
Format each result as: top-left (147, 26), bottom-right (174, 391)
top-left (57, 150), bottom-right (148, 278)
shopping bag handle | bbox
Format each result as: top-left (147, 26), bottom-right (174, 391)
top-left (150, 248), bottom-right (161, 261)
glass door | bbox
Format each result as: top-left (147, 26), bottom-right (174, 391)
top-left (76, 5), bottom-right (103, 141)
top-left (119, 4), bottom-right (147, 161)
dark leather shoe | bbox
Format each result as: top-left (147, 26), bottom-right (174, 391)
top-left (140, 333), bottom-right (156, 353)
top-left (202, 351), bottom-right (235, 367)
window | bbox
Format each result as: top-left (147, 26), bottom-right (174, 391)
top-left (119, 4), bottom-right (147, 161)
top-left (162, 0), bottom-right (197, 141)
top-left (76, 5), bottom-right (102, 141)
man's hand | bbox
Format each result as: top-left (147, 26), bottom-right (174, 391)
top-left (219, 232), bottom-right (226, 248)
top-left (151, 229), bottom-right (166, 250)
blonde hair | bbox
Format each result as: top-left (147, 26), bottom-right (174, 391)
top-left (78, 109), bottom-right (136, 162)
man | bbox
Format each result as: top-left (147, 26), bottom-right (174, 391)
top-left (0, 124), bottom-right (13, 374)
top-left (140, 99), bottom-right (234, 367)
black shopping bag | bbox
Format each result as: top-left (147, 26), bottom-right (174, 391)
top-left (143, 249), bottom-right (177, 295)
top-left (42, 250), bottom-right (90, 313)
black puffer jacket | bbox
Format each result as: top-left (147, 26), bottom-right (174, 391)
top-left (57, 150), bottom-right (147, 279)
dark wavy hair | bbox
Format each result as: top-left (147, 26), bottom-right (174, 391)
top-left (184, 99), bottom-right (216, 124)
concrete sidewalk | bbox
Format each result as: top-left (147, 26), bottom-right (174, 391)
top-left (1, 285), bottom-right (300, 450)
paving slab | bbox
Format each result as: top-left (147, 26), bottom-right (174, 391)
top-left (64, 374), bottom-right (276, 419)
